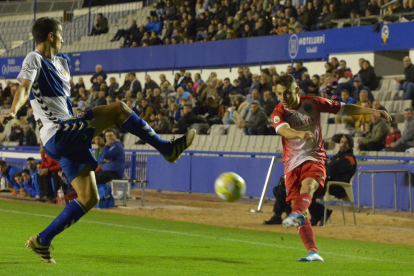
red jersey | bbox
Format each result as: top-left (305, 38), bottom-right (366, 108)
top-left (272, 96), bottom-right (344, 173)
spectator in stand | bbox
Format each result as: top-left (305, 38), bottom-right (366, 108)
top-left (339, 60), bottom-right (353, 78)
top-left (359, 60), bottom-right (378, 90)
top-left (330, 57), bottom-right (339, 69)
top-left (128, 73), bottom-right (142, 97)
top-left (26, 107), bottom-right (36, 130)
top-left (108, 77), bottom-right (119, 100)
top-left (352, 77), bottom-right (374, 102)
top-left (38, 142), bottom-right (63, 202)
top-left (0, 160), bottom-right (22, 195)
top-left (110, 20), bottom-right (137, 47)
top-left (94, 134), bottom-right (106, 168)
top-left (325, 62), bottom-right (335, 73)
top-left (70, 78), bottom-right (85, 101)
top-left (308, 74), bottom-right (321, 95)
top-left (396, 56), bottom-right (414, 101)
top-left (153, 109), bottom-right (172, 134)
top-left (223, 95), bottom-right (249, 125)
top-left (97, 91), bottom-right (107, 106)
top-left (239, 100), bottom-right (267, 135)
top-left (139, 98), bottom-right (156, 122)
top-left (92, 75), bottom-right (105, 92)
top-left (385, 123), bottom-right (402, 148)
top-left (294, 61), bottom-right (308, 81)
top-left (9, 120), bottom-right (23, 142)
top-left (240, 67), bottom-right (253, 94)
top-left (149, 31), bottom-right (163, 46)
top-left (172, 104), bottom-right (197, 134)
top-left (222, 78), bottom-right (234, 98)
top-left (177, 86), bottom-right (195, 107)
top-left (90, 64), bottom-right (107, 84)
top-left (298, 5), bottom-right (312, 30)
top-left (372, 100), bottom-right (387, 112)
top-left (89, 13), bottom-right (109, 36)
top-left (258, 75), bottom-right (272, 95)
top-left (144, 75), bottom-right (160, 94)
top-left (385, 108), bottom-right (414, 152)
top-left (299, 72), bottom-right (312, 95)
top-left (354, 101), bottom-right (373, 131)
top-left (19, 124), bottom-right (37, 146)
top-left (21, 169), bottom-right (41, 199)
top-left (169, 102), bottom-right (181, 123)
top-left (334, 89), bottom-right (358, 124)
top-left (240, 89), bottom-right (262, 124)
top-left (96, 129), bottom-right (125, 185)
top-left (261, 91), bottom-right (278, 117)
top-left (358, 113), bottom-right (389, 151)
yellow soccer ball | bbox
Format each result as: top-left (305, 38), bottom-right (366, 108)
top-left (214, 172), bottom-right (246, 202)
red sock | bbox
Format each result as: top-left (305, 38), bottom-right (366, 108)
top-left (292, 193), bottom-right (312, 214)
top-left (297, 218), bottom-right (317, 251)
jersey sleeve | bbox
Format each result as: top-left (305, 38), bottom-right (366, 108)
top-left (315, 97), bottom-right (345, 114)
top-left (271, 105), bottom-right (288, 134)
top-left (17, 52), bottom-right (41, 83)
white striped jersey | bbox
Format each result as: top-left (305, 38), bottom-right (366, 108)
top-left (17, 50), bottom-right (74, 144)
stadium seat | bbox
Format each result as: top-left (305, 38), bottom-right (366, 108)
top-left (274, 135), bottom-right (283, 153)
top-left (322, 168), bottom-right (359, 226)
top-left (383, 101), bottom-right (394, 113)
top-left (397, 122), bottom-right (406, 134)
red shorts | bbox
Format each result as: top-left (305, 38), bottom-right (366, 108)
top-left (284, 160), bottom-right (326, 204)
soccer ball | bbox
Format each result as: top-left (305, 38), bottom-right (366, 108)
top-left (214, 172), bottom-right (246, 202)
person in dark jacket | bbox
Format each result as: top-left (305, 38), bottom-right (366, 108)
top-left (239, 101), bottom-right (268, 135)
top-left (308, 134), bottom-right (357, 226)
top-left (96, 128), bottom-right (125, 185)
top-left (172, 104), bottom-right (197, 134)
top-left (110, 20), bottom-right (137, 47)
top-left (153, 109), bottom-right (172, 134)
top-left (90, 64), bottom-right (107, 84)
top-left (396, 56), bottom-right (414, 99)
top-left (0, 160), bottom-right (22, 195)
top-left (19, 124), bottom-right (37, 146)
top-left (89, 13), bottom-right (109, 36)
top-left (359, 60), bottom-right (378, 90)
top-left (263, 175), bottom-right (292, 225)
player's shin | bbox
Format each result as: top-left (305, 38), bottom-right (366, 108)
top-left (122, 112), bottom-right (172, 155)
top-left (297, 218), bottom-right (317, 252)
top-left (38, 199), bottom-right (87, 246)
top-left (292, 193), bottom-right (312, 214)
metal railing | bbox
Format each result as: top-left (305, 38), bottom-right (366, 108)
top-left (0, 0), bottom-right (82, 16)
top-left (332, 11), bottom-right (414, 28)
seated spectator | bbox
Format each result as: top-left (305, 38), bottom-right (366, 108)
top-left (372, 100), bottom-right (387, 112)
top-left (19, 124), bottom-right (37, 146)
top-left (9, 120), bottom-right (23, 142)
top-left (359, 60), bottom-right (378, 90)
top-left (172, 104), bottom-right (197, 134)
top-left (169, 102), bottom-right (181, 123)
top-left (21, 169), bottom-right (41, 199)
top-left (396, 56), bottom-right (414, 101)
top-left (222, 78), bottom-right (234, 98)
top-left (295, 61), bottom-right (308, 81)
top-left (96, 129), bottom-right (126, 184)
top-left (299, 72), bottom-right (312, 95)
top-left (308, 75), bottom-right (321, 95)
top-left (128, 73), bottom-right (142, 97)
top-left (0, 160), bottom-right (22, 195)
top-left (309, 134), bottom-right (357, 226)
top-left (149, 31), bottom-right (163, 46)
top-left (177, 86), bottom-right (195, 107)
top-left (150, 88), bottom-right (165, 111)
top-left (153, 109), bottom-right (172, 134)
top-left (357, 113), bottom-right (389, 151)
top-left (108, 77), bottom-right (119, 100)
top-left (261, 91), bottom-right (278, 117)
top-left (385, 108), bottom-right (414, 152)
top-left (354, 101), bottom-right (372, 131)
top-left (334, 89), bottom-right (358, 124)
top-left (89, 13), bottom-right (109, 36)
top-left (144, 75), bottom-right (160, 94)
top-left (385, 123), bottom-right (402, 148)
top-left (26, 107), bottom-right (36, 130)
top-left (239, 101), bottom-right (268, 135)
top-left (97, 91), bottom-right (107, 106)
top-left (70, 77), bottom-right (85, 101)
top-left (139, 98), bottom-right (156, 122)
top-left (110, 20), bottom-right (137, 47)
top-left (339, 60), bottom-right (353, 78)
top-left (352, 77), bottom-right (374, 102)
top-left (90, 64), bottom-right (107, 84)
top-left (222, 95), bottom-right (249, 125)
top-left (145, 15), bottom-right (164, 35)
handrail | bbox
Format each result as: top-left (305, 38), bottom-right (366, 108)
top-left (380, 0), bottom-right (400, 15)
top-left (0, 35), bottom-right (8, 52)
top-left (332, 11), bottom-right (414, 27)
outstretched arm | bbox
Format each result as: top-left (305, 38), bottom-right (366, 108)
top-left (3, 79), bottom-right (33, 124)
top-left (342, 104), bottom-right (392, 121)
top-left (278, 124), bottom-right (316, 141)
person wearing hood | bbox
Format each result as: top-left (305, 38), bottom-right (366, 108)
top-left (96, 128), bottom-right (125, 185)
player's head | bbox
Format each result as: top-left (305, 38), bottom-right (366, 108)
top-left (32, 17), bottom-right (63, 50)
top-left (275, 74), bottom-right (299, 108)
top-left (27, 157), bottom-right (37, 170)
top-left (104, 128), bottom-right (117, 144)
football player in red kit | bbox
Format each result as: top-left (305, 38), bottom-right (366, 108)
top-left (272, 75), bottom-right (391, 262)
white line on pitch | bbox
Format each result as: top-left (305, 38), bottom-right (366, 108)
top-left (0, 208), bottom-right (413, 265)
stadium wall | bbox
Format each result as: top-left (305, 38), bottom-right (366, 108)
top-left (1, 149), bottom-right (413, 212)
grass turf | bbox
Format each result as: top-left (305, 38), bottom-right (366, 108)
top-left (0, 200), bottom-right (413, 276)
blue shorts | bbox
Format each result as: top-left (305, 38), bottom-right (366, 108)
top-left (44, 109), bottom-right (98, 184)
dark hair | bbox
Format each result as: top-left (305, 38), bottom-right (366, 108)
top-left (104, 128), bottom-right (117, 136)
top-left (13, 172), bottom-right (22, 178)
top-left (21, 169), bottom-right (30, 175)
top-left (296, 61), bottom-right (303, 65)
top-left (405, 108), bottom-right (413, 112)
top-left (129, 72), bottom-right (136, 77)
top-left (32, 17), bottom-right (61, 44)
top-left (27, 157), bottom-right (35, 162)
top-left (341, 89), bottom-right (350, 95)
top-left (0, 160), bottom-right (6, 167)
top-left (158, 108), bottom-right (167, 116)
top-left (224, 78), bottom-right (230, 82)
top-left (275, 74), bottom-right (296, 87)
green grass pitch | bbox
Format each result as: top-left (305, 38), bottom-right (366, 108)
top-left (0, 200), bottom-right (413, 276)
